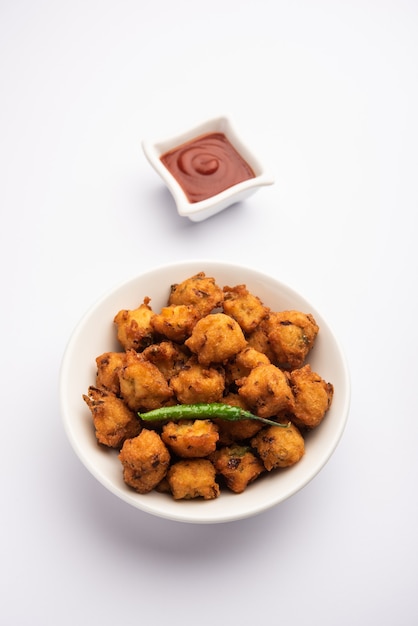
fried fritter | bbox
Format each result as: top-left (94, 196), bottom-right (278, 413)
top-left (83, 386), bottom-right (141, 448)
top-left (119, 429), bottom-right (170, 494)
top-left (168, 272), bottom-right (224, 316)
top-left (185, 313), bottom-right (247, 366)
top-left (142, 341), bottom-right (188, 381)
top-left (210, 444), bottom-right (265, 493)
top-left (114, 297), bottom-right (155, 351)
top-left (251, 422), bottom-right (305, 470)
top-left (84, 271), bottom-right (333, 503)
top-left (237, 363), bottom-right (295, 418)
top-left (169, 357), bottom-right (225, 404)
top-left (167, 459), bottom-right (220, 500)
top-left (222, 284), bottom-right (269, 333)
top-left (151, 304), bottom-right (201, 342)
top-left (267, 310), bottom-right (319, 369)
top-left (246, 318), bottom-right (277, 363)
top-left (214, 393), bottom-right (264, 444)
top-left (118, 349), bottom-right (173, 411)
top-left (224, 346), bottom-right (270, 387)
top-left (95, 351), bottom-right (126, 395)
top-left (161, 419), bottom-right (219, 458)
top-left (289, 364), bottom-right (334, 429)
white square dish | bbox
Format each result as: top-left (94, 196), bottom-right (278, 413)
top-left (142, 116), bottom-right (274, 221)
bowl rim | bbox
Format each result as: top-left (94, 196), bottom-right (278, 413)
top-left (60, 260), bottom-right (350, 524)
top-left (141, 116), bottom-right (275, 218)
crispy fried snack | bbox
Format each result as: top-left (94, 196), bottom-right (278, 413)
top-left (161, 419), bottom-right (219, 458)
top-left (168, 272), bottom-right (224, 316)
top-left (119, 429), bottom-right (170, 493)
top-left (83, 386), bottom-right (141, 448)
top-left (84, 271), bottom-right (333, 502)
top-left (118, 350), bottom-right (173, 411)
top-left (95, 351), bottom-right (126, 395)
top-left (185, 313), bottom-right (247, 366)
top-left (222, 284), bottom-right (270, 333)
top-left (251, 422), bottom-right (305, 470)
top-left (167, 459), bottom-right (220, 500)
top-left (114, 297), bottom-right (155, 351)
top-left (151, 304), bottom-right (201, 342)
top-left (142, 341), bottom-right (188, 381)
top-left (225, 346), bottom-right (270, 387)
top-left (169, 357), bottom-right (225, 404)
top-left (237, 363), bottom-right (295, 418)
top-left (210, 445), bottom-right (265, 493)
top-left (267, 310), bottom-right (319, 369)
top-left (289, 364), bottom-right (334, 429)
top-left (246, 318), bottom-right (277, 363)
top-left (215, 393), bottom-right (264, 444)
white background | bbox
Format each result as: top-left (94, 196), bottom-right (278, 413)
top-left (1, 1), bottom-right (417, 624)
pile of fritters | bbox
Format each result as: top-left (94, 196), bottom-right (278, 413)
top-left (83, 272), bottom-right (333, 500)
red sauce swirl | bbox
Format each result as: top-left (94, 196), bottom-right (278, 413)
top-left (160, 132), bottom-right (255, 203)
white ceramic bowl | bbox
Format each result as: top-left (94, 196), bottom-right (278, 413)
top-left (60, 261), bottom-right (350, 524)
top-left (142, 116), bottom-right (274, 222)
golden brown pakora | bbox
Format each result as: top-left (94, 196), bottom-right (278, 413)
top-left (222, 284), bottom-right (269, 333)
top-left (142, 341), bottom-right (188, 381)
top-left (114, 297), bottom-right (155, 351)
top-left (169, 357), bottom-right (225, 404)
top-left (210, 445), bottom-right (265, 493)
top-left (246, 318), bottom-right (277, 363)
top-left (214, 393), bottom-right (264, 444)
top-left (224, 345), bottom-right (270, 387)
top-left (168, 272), bottom-right (224, 316)
top-left (267, 310), bottom-right (319, 369)
top-left (118, 350), bottom-right (173, 411)
top-left (151, 304), bottom-right (201, 342)
top-left (167, 459), bottom-right (220, 500)
top-left (84, 271), bottom-right (334, 503)
top-left (83, 386), bottom-right (141, 448)
top-left (161, 419), bottom-right (219, 458)
top-left (251, 422), bottom-right (305, 470)
top-left (95, 351), bottom-right (126, 395)
top-left (185, 313), bottom-right (247, 366)
top-left (289, 364), bottom-right (334, 429)
top-left (237, 363), bottom-right (295, 418)
top-left (119, 429), bottom-right (170, 493)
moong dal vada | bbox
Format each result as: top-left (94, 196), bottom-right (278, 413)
top-left (82, 271), bottom-right (333, 501)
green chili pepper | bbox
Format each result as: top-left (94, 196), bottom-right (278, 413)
top-left (138, 403), bottom-right (289, 428)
